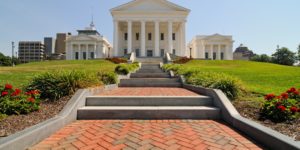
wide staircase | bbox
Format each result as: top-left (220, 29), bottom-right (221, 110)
top-left (77, 63), bottom-right (220, 120)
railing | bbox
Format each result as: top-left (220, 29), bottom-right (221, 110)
top-left (128, 52), bottom-right (136, 63)
top-left (165, 52), bottom-right (172, 64)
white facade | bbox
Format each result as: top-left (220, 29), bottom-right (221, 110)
top-left (111, 0), bottom-right (190, 57)
top-left (188, 34), bottom-right (234, 60)
top-left (66, 23), bottom-right (112, 60)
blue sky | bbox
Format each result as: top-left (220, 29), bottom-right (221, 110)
top-left (0, 0), bottom-right (300, 56)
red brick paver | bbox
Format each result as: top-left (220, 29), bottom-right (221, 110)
top-left (30, 120), bottom-right (263, 150)
top-left (96, 88), bottom-right (200, 96)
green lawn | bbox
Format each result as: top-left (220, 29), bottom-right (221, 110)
top-left (178, 60), bottom-right (300, 95)
top-left (0, 60), bottom-right (116, 88)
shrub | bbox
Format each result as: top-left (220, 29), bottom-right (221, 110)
top-left (260, 87), bottom-right (300, 122)
top-left (115, 64), bottom-right (130, 75)
top-left (27, 71), bottom-right (100, 100)
top-left (162, 64), bottom-right (182, 74)
top-left (98, 72), bottom-right (117, 85)
top-left (185, 71), bottom-right (243, 100)
top-left (173, 57), bottom-right (192, 64)
top-left (0, 84), bottom-right (40, 115)
top-left (115, 63), bottom-right (139, 75)
top-left (106, 58), bottom-right (127, 64)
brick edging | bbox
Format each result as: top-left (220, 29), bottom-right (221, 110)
top-left (0, 85), bottom-right (118, 150)
top-left (182, 83), bottom-right (300, 150)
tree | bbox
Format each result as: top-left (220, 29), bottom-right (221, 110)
top-left (298, 44), bottom-right (300, 60)
top-left (272, 47), bottom-right (296, 66)
top-left (250, 54), bottom-right (271, 62)
top-left (0, 52), bottom-right (12, 66)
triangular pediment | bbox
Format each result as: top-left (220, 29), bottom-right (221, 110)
top-left (204, 34), bottom-right (232, 41)
top-left (111, 0), bottom-right (190, 12)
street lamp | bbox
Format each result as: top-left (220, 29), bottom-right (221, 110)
top-left (11, 41), bottom-right (15, 67)
top-left (189, 47), bottom-right (192, 59)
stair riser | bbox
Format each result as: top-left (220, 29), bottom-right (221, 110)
top-left (120, 78), bottom-right (179, 82)
top-left (77, 109), bottom-right (220, 120)
top-left (86, 97), bottom-right (213, 106)
top-left (136, 70), bottom-right (165, 73)
top-left (140, 66), bottom-right (161, 70)
top-left (118, 83), bottom-right (182, 87)
top-left (130, 74), bottom-right (170, 78)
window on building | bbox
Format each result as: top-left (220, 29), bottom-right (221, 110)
top-left (90, 52), bottom-right (95, 59)
top-left (124, 33), bottom-right (128, 41)
top-left (75, 52), bottom-right (79, 60)
top-left (136, 33), bottom-right (139, 41)
top-left (173, 49), bottom-right (176, 55)
top-left (172, 33), bottom-right (176, 41)
top-left (205, 52), bottom-right (209, 59)
top-left (221, 52), bottom-right (224, 60)
top-left (161, 33), bottom-right (164, 40)
top-left (83, 52), bottom-right (87, 60)
top-left (124, 49), bottom-right (128, 55)
top-left (148, 33), bottom-right (152, 41)
top-left (213, 52), bottom-right (216, 60)
top-left (160, 49), bottom-right (165, 57)
top-left (136, 49), bottom-right (140, 57)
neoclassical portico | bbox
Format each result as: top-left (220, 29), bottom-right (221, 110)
top-left (111, 0), bottom-right (190, 57)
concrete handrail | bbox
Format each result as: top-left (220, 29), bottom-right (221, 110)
top-left (165, 52), bottom-right (172, 64)
top-left (128, 52), bottom-right (135, 63)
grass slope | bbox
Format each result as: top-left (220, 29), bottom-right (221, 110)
top-left (180, 60), bottom-right (300, 95)
top-left (0, 60), bottom-right (116, 87)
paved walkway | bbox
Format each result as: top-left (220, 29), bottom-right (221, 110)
top-left (31, 120), bottom-right (263, 150)
top-left (96, 88), bottom-right (200, 96)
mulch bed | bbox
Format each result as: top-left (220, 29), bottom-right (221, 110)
top-left (233, 100), bottom-right (300, 141)
top-left (0, 96), bottom-right (72, 138)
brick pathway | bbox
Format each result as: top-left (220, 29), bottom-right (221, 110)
top-left (30, 120), bottom-right (263, 150)
top-left (96, 88), bottom-right (200, 96)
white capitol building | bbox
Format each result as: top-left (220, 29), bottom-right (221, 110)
top-left (66, 0), bottom-right (234, 60)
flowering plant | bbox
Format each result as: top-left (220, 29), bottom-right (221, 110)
top-left (0, 84), bottom-right (40, 115)
top-left (260, 87), bottom-right (300, 122)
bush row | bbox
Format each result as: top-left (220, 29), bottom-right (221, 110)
top-left (106, 57), bottom-right (128, 64)
top-left (27, 71), bottom-right (101, 100)
top-left (163, 64), bottom-right (243, 100)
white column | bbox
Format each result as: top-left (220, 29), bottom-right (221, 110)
top-left (168, 21), bottom-right (173, 53)
top-left (127, 21), bottom-right (132, 54)
top-left (79, 45), bottom-right (82, 60)
top-left (70, 44), bottom-right (73, 60)
top-left (217, 45), bottom-right (221, 60)
top-left (141, 21), bottom-right (146, 57)
top-left (155, 21), bottom-right (160, 57)
top-left (181, 22), bottom-right (186, 56)
top-left (86, 44), bottom-right (88, 60)
top-left (113, 20), bottom-right (119, 57)
top-left (211, 45), bottom-right (214, 60)
top-left (94, 44), bottom-right (97, 58)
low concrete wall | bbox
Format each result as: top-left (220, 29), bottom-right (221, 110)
top-left (0, 85), bottom-right (117, 150)
top-left (183, 84), bottom-right (300, 150)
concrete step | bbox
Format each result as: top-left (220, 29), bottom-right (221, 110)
top-left (77, 106), bottom-right (220, 120)
top-left (136, 69), bottom-right (165, 73)
top-left (140, 66), bottom-right (161, 70)
top-left (119, 78), bottom-right (181, 87)
top-left (119, 82), bottom-right (182, 87)
top-left (136, 58), bottom-right (163, 63)
top-left (86, 96), bottom-right (213, 106)
top-left (130, 73), bottom-right (170, 78)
